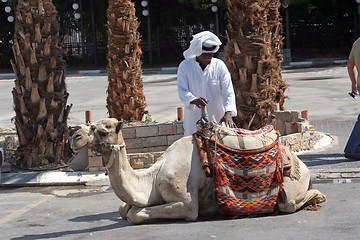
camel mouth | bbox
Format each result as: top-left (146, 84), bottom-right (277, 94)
top-left (71, 142), bottom-right (88, 152)
top-left (70, 125), bottom-right (93, 152)
top-left (73, 134), bottom-right (83, 141)
top-left (70, 137), bottom-right (89, 152)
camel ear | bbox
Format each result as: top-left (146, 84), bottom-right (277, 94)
top-left (116, 120), bottom-right (124, 133)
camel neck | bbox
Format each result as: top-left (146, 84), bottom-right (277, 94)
top-left (105, 144), bottom-right (156, 207)
top-left (104, 143), bottom-right (126, 169)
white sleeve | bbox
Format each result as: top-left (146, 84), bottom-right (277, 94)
top-left (219, 61), bottom-right (237, 116)
top-left (177, 62), bottom-right (197, 109)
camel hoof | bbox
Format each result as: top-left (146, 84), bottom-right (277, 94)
top-left (305, 191), bottom-right (327, 207)
top-left (184, 212), bottom-right (198, 221)
top-left (278, 199), bottom-right (297, 213)
top-left (126, 207), bottom-right (147, 224)
top-left (303, 192), bottom-right (326, 211)
top-left (119, 203), bottom-right (132, 220)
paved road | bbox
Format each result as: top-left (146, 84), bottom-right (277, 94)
top-left (282, 66), bottom-right (357, 122)
top-left (0, 65), bottom-right (357, 128)
top-left (0, 182), bottom-right (359, 240)
top-left (0, 72), bottom-right (181, 128)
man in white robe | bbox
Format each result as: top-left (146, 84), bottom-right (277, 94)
top-left (177, 31), bottom-right (237, 136)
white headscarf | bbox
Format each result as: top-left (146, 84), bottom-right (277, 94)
top-left (183, 31), bottom-right (222, 59)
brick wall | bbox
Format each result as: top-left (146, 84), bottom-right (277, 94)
top-left (87, 122), bottom-right (184, 170)
top-left (274, 110), bottom-right (312, 136)
top-left (122, 122), bottom-right (184, 153)
top-left (87, 149), bottom-right (165, 171)
top-left (115, 122), bottom-right (184, 170)
top-left (279, 131), bottom-right (322, 152)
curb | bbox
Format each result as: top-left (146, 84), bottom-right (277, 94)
top-left (312, 177), bottom-right (360, 184)
top-left (0, 171), bottom-right (109, 187)
top-left (311, 168), bottom-right (360, 184)
top-left (0, 73), bottom-right (16, 79)
top-left (312, 167), bottom-right (360, 178)
top-left (0, 60), bottom-right (348, 79)
top-left (0, 67), bottom-right (177, 79)
top-left (142, 67), bottom-right (178, 74)
top-left (282, 59), bottom-right (347, 69)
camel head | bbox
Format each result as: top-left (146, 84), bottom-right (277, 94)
top-left (70, 124), bottom-right (93, 152)
top-left (71, 118), bottom-right (124, 154)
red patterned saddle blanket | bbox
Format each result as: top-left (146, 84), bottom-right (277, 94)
top-left (194, 124), bottom-right (290, 216)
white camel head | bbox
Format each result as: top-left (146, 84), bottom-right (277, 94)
top-left (71, 118), bottom-right (124, 154)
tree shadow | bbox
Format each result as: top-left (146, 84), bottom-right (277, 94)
top-left (69, 211), bottom-right (120, 223)
top-left (10, 212), bottom-right (130, 240)
top-left (297, 153), bottom-right (359, 167)
top-left (10, 211), bottom-right (198, 240)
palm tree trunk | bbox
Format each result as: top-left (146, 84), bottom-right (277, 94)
top-left (106, 0), bottom-right (147, 120)
top-left (11, 0), bottom-right (71, 167)
top-left (225, 0), bottom-right (288, 129)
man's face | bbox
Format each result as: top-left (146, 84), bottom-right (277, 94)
top-left (196, 53), bottom-right (214, 66)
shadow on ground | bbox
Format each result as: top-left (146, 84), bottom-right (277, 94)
top-left (298, 153), bottom-right (359, 167)
top-left (11, 212), bottom-right (127, 240)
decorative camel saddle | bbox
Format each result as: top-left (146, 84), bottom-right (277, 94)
top-left (194, 113), bottom-right (292, 216)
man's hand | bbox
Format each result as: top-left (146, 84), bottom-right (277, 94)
top-left (220, 111), bottom-right (236, 128)
top-left (190, 97), bottom-right (209, 108)
top-left (348, 59), bottom-right (357, 94)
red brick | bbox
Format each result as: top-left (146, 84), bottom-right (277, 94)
top-left (130, 153), bottom-right (155, 168)
top-left (154, 152), bottom-right (164, 160)
top-left (126, 148), bottom-right (144, 154)
top-left (88, 156), bottom-right (103, 167)
top-left (131, 158), bottom-right (145, 169)
top-left (142, 136), bottom-right (167, 147)
top-left (122, 127), bottom-right (136, 139)
top-left (301, 110), bottom-right (309, 120)
top-left (125, 138), bottom-right (143, 150)
top-left (159, 125), bottom-right (176, 135)
top-left (176, 124), bottom-right (184, 134)
top-left (291, 111), bottom-right (300, 121)
top-left (88, 149), bottom-right (100, 157)
top-left (144, 146), bottom-right (168, 153)
top-left (88, 167), bottom-right (100, 172)
top-left (167, 134), bottom-right (182, 145)
top-left (136, 125), bottom-right (159, 137)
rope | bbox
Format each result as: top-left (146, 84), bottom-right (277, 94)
top-left (105, 143), bottom-right (127, 169)
top-left (213, 127), bottom-right (217, 175)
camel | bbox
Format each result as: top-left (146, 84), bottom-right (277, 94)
top-left (71, 118), bottom-right (326, 224)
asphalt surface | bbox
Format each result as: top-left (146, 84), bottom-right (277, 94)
top-left (0, 182), bottom-right (359, 240)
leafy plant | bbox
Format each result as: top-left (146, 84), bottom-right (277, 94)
top-left (144, 114), bottom-right (153, 123)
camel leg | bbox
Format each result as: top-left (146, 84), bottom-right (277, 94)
top-left (126, 201), bottom-right (199, 224)
top-left (118, 203), bottom-right (132, 220)
top-left (278, 189), bottom-right (326, 213)
top-left (302, 190), bottom-right (326, 208)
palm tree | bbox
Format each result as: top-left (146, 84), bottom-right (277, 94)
top-left (225, 0), bottom-right (288, 129)
top-left (11, 0), bottom-right (71, 167)
top-left (106, 0), bottom-right (147, 120)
